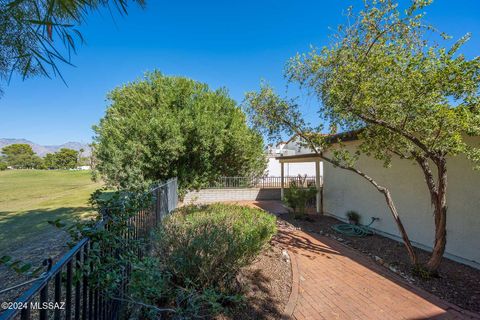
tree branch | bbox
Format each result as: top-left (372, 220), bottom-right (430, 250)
top-left (413, 152), bottom-right (438, 208)
top-left (353, 110), bottom-right (432, 156)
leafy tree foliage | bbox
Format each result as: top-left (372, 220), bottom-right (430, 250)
top-left (0, 0), bottom-right (144, 95)
top-left (1, 143), bottom-right (42, 168)
top-left (93, 71), bottom-right (266, 193)
top-left (245, 0), bottom-right (480, 272)
top-left (44, 148), bottom-right (79, 169)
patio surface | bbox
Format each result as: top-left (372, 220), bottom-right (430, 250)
top-left (232, 200), bottom-right (480, 320)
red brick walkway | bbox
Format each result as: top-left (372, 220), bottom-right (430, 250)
top-left (232, 200), bottom-right (480, 320)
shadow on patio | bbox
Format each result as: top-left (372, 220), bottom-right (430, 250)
top-left (241, 200), bottom-right (480, 320)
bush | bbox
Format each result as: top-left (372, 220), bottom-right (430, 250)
top-left (0, 162), bottom-right (7, 171)
top-left (283, 182), bottom-right (317, 219)
top-left (346, 210), bottom-right (361, 225)
top-left (155, 203), bottom-right (276, 289)
top-left (93, 72), bottom-right (267, 193)
top-left (128, 204), bottom-right (277, 319)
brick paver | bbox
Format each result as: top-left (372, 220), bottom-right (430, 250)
top-left (230, 200), bottom-right (479, 320)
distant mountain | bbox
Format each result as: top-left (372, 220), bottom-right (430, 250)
top-left (0, 138), bottom-right (91, 157)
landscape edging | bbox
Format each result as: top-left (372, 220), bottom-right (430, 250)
top-left (283, 249), bottom-right (299, 319)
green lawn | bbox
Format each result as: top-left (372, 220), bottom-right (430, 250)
top-left (0, 170), bottom-right (103, 254)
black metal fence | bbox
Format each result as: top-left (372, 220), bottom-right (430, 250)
top-left (0, 178), bottom-right (178, 320)
top-left (207, 176), bottom-right (319, 189)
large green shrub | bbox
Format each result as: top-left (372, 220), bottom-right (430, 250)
top-left (128, 204), bottom-right (277, 319)
top-left (155, 203), bottom-right (276, 289)
top-left (93, 72), bottom-right (267, 194)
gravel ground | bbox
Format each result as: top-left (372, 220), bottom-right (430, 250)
top-left (279, 212), bottom-right (480, 314)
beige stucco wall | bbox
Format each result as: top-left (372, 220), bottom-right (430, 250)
top-left (183, 188), bottom-right (281, 204)
top-left (323, 137), bottom-right (480, 269)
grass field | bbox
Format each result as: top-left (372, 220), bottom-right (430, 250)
top-left (0, 170), bottom-right (103, 254)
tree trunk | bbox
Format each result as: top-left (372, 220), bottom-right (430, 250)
top-left (426, 159), bottom-right (448, 272)
top-left (319, 153), bottom-right (418, 265)
top-left (381, 188), bottom-right (418, 265)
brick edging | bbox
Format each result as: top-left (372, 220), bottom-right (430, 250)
top-left (283, 249), bottom-right (300, 319)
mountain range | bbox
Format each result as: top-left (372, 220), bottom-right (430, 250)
top-left (0, 138), bottom-right (91, 157)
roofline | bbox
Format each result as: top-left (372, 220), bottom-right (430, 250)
top-left (324, 129), bottom-right (362, 144)
top-left (275, 153), bottom-right (322, 162)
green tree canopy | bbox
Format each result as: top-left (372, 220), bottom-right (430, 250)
top-left (245, 0), bottom-right (480, 272)
top-left (93, 71), bottom-right (267, 193)
top-left (1, 143), bottom-right (42, 168)
top-left (55, 148), bottom-right (79, 169)
top-left (43, 153), bottom-right (57, 169)
top-left (44, 148), bottom-right (79, 169)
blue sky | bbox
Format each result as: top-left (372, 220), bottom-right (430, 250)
top-left (1, 0), bottom-right (479, 145)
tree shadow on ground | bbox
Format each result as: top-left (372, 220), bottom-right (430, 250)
top-left (235, 272), bottom-right (289, 320)
top-left (274, 230), bottom-right (340, 257)
top-left (0, 206), bottom-right (98, 307)
top-left (0, 206), bottom-right (95, 257)
top-left (242, 201), bottom-right (480, 320)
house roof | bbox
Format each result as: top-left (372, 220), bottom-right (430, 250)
top-left (275, 153), bottom-right (322, 163)
top-left (274, 129), bottom-right (362, 163)
top-left (324, 129), bottom-right (362, 144)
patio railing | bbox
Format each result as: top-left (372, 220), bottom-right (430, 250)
top-left (207, 176), bottom-right (320, 189)
top-left (0, 178), bottom-right (178, 320)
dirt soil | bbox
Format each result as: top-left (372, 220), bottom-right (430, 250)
top-left (217, 236), bottom-right (292, 320)
top-left (0, 231), bottom-right (70, 307)
top-left (279, 212), bottom-right (480, 314)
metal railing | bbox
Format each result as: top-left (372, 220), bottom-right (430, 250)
top-left (207, 176), bottom-right (320, 189)
top-left (0, 178), bottom-right (178, 320)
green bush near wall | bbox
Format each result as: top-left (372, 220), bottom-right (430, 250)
top-left (283, 184), bottom-right (317, 218)
top-left (128, 203), bottom-right (277, 318)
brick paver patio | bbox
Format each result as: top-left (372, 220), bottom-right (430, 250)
top-left (232, 200), bottom-right (479, 320)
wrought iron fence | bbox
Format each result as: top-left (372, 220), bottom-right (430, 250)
top-left (0, 178), bottom-right (178, 320)
top-left (207, 176), bottom-right (319, 189)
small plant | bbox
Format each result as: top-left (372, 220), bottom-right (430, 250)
top-left (283, 181), bottom-right (317, 219)
top-left (411, 264), bottom-right (438, 280)
top-left (346, 210), bottom-right (361, 225)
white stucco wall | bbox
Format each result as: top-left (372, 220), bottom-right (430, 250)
top-left (323, 137), bottom-right (480, 269)
top-left (266, 157), bottom-right (317, 177)
top-left (284, 136), bottom-right (312, 154)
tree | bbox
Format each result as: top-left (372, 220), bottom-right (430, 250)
top-left (43, 153), bottom-right (57, 169)
top-left (1, 143), bottom-right (42, 168)
top-left (54, 148), bottom-right (79, 169)
top-left (93, 71), bottom-right (267, 193)
top-left (43, 148), bottom-right (79, 169)
top-left (78, 148), bottom-right (85, 164)
top-left (245, 0), bottom-right (480, 272)
top-left (0, 0), bottom-right (145, 96)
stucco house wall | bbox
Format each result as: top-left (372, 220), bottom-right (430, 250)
top-left (266, 157), bottom-right (316, 177)
top-left (323, 136), bottom-right (480, 269)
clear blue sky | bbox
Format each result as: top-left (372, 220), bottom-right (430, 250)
top-left (0, 0), bottom-right (479, 145)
